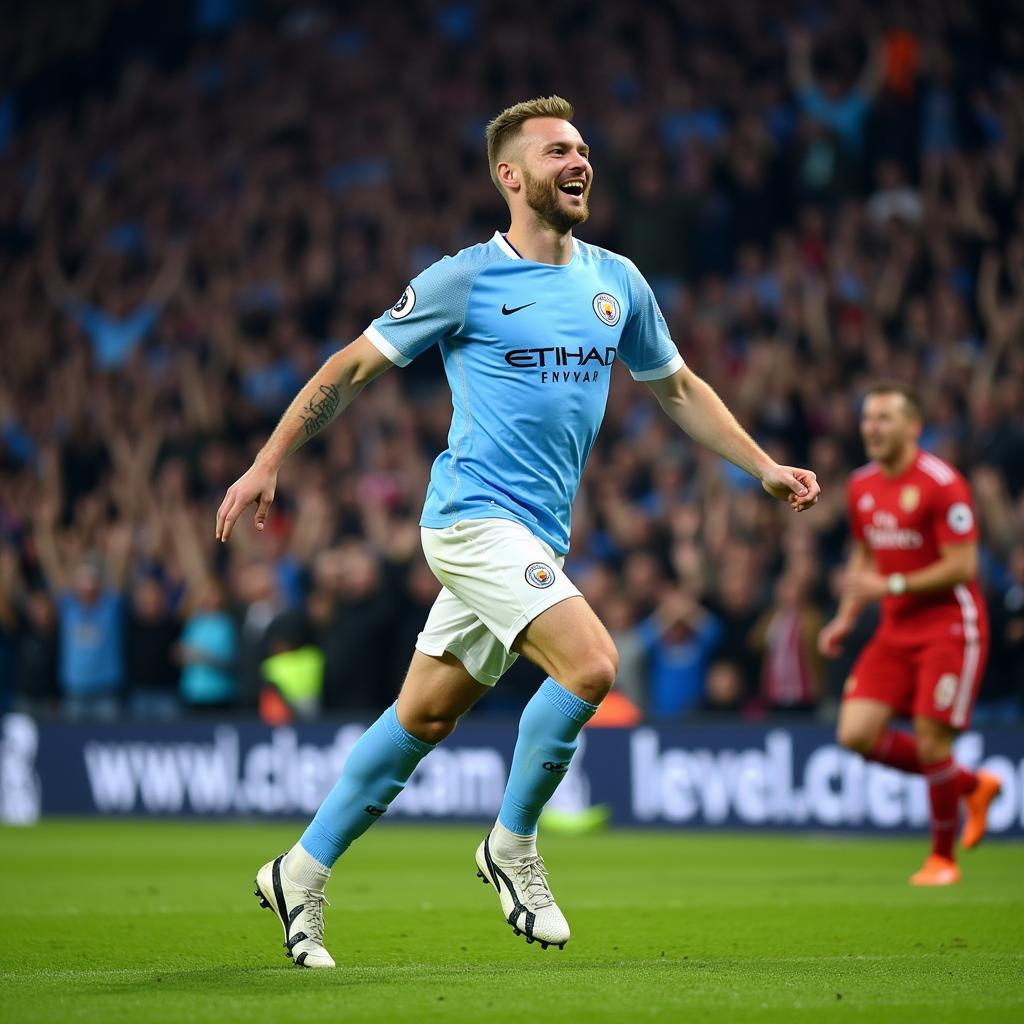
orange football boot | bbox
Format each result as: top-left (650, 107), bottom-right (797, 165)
top-left (909, 854), bottom-right (961, 887)
top-left (962, 771), bottom-right (1002, 850)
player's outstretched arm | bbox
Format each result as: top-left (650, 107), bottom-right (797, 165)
top-left (645, 366), bottom-right (820, 512)
top-left (215, 335), bottom-right (392, 542)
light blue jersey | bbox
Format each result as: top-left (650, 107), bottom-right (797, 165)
top-left (365, 231), bottom-right (683, 554)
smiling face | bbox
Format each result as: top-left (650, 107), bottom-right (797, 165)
top-left (499, 117), bottom-right (592, 233)
top-left (860, 391), bottom-right (921, 468)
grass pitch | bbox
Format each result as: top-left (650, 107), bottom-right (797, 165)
top-left (1, 821), bottom-right (1021, 1023)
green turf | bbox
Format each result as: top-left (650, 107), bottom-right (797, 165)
top-left (1, 822), bottom-right (1022, 1023)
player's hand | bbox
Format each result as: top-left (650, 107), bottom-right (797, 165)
top-left (215, 461), bottom-right (278, 542)
top-left (840, 569), bottom-right (887, 603)
top-left (817, 617), bottom-right (851, 658)
top-left (761, 465), bottom-right (820, 512)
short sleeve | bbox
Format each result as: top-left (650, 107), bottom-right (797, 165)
top-left (932, 476), bottom-right (979, 546)
top-left (847, 484), bottom-right (866, 543)
top-left (364, 255), bottom-right (477, 367)
top-left (616, 260), bottom-right (684, 381)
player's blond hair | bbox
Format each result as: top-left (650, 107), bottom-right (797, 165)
top-left (485, 95), bottom-right (575, 198)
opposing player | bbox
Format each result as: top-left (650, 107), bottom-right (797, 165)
top-left (217, 96), bottom-right (820, 967)
top-left (819, 382), bottom-right (1000, 886)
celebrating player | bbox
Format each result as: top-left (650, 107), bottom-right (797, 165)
top-left (217, 96), bottom-right (820, 967)
top-left (819, 382), bottom-right (1000, 886)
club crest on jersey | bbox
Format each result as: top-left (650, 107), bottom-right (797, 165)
top-left (934, 673), bottom-right (957, 711)
top-left (525, 562), bottom-right (555, 588)
top-left (899, 485), bottom-right (920, 512)
top-left (390, 285), bottom-right (416, 319)
top-left (592, 292), bottom-right (621, 327)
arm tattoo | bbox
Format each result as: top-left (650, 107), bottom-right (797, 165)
top-left (299, 384), bottom-right (341, 439)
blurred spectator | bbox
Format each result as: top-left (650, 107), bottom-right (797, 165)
top-left (787, 25), bottom-right (884, 159)
top-left (260, 607), bottom-right (325, 723)
top-left (703, 660), bottom-right (747, 716)
top-left (981, 545), bottom-right (1024, 722)
top-left (313, 542), bottom-right (398, 711)
top-left (33, 504), bottom-right (130, 720)
top-left (0, 547), bottom-right (21, 713)
top-left (751, 571), bottom-right (826, 714)
top-left (866, 160), bottom-right (923, 229)
top-left (636, 587), bottom-right (723, 719)
top-left (178, 577), bottom-right (238, 712)
top-left (14, 588), bottom-right (60, 714)
top-left (126, 576), bottom-right (181, 720)
top-left (388, 559), bottom-right (443, 686)
top-left (706, 545), bottom-right (765, 697)
top-left (41, 241), bottom-right (186, 371)
top-left (233, 559), bottom-right (290, 707)
top-left (0, 0), bottom-right (1019, 722)
top-left (601, 592), bottom-right (646, 713)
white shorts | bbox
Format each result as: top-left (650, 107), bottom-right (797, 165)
top-left (416, 518), bottom-right (580, 686)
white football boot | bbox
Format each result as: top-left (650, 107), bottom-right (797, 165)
top-left (254, 854), bottom-right (336, 968)
top-left (475, 833), bottom-right (570, 949)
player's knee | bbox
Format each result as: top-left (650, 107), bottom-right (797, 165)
top-left (913, 728), bottom-right (951, 765)
top-left (565, 644), bottom-right (618, 704)
top-left (837, 721), bottom-right (877, 756)
top-left (400, 703), bottom-right (462, 745)
top-left (407, 714), bottom-right (458, 745)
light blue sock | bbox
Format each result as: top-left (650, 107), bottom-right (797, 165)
top-left (498, 677), bottom-right (599, 836)
top-left (300, 704), bottom-right (433, 866)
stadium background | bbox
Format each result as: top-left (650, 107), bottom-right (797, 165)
top-left (1, 4), bottom-right (1022, 1023)
top-left (1, 0), bottom-right (1021, 729)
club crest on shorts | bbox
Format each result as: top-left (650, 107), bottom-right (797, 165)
top-left (934, 673), bottom-right (957, 710)
top-left (390, 285), bottom-right (416, 319)
top-left (525, 562), bottom-right (555, 588)
top-left (899, 485), bottom-right (920, 512)
top-left (592, 292), bottom-right (621, 327)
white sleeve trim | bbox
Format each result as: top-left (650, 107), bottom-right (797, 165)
top-left (629, 351), bottom-right (684, 381)
top-left (364, 324), bottom-right (411, 367)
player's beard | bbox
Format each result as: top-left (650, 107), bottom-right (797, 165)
top-left (865, 433), bottom-right (901, 465)
top-left (522, 168), bottom-right (589, 234)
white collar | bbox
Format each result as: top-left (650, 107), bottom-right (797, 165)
top-left (491, 230), bottom-right (578, 263)
top-left (492, 231), bottom-right (522, 259)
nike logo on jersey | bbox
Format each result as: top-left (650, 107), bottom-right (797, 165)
top-left (501, 302), bottom-right (536, 315)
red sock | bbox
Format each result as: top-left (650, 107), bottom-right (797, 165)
top-left (957, 766), bottom-right (979, 797)
top-left (924, 757), bottom-right (965, 860)
top-left (867, 731), bottom-right (979, 795)
top-left (868, 730), bottom-right (922, 774)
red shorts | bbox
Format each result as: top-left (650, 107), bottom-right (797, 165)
top-left (844, 629), bottom-right (988, 729)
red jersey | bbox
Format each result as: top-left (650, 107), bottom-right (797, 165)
top-left (847, 450), bottom-right (987, 643)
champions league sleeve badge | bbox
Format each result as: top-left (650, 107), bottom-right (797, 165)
top-left (947, 502), bottom-right (974, 534)
top-left (390, 285), bottom-right (416, 319)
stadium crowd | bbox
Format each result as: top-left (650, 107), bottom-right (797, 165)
top-left (0, 0), bottom-right (1022, 723)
